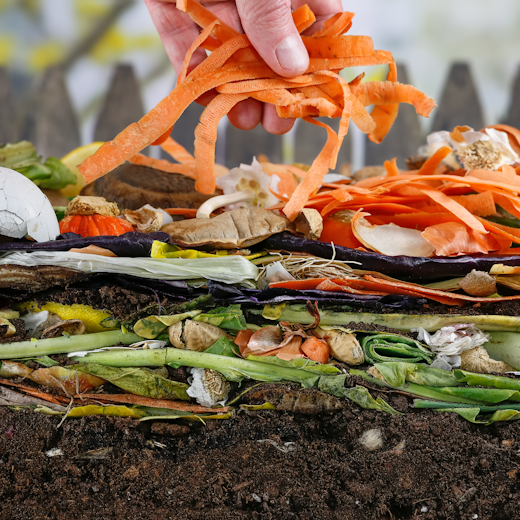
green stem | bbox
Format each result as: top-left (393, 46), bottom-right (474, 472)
top-left (70, 348), bottom-right (321, 386)
top-left (350, 369), bottom-right (485, 405)
top-left (0, 331), bottom-right (142, 359)
top-left (414, 400), bottom-right (520, 412)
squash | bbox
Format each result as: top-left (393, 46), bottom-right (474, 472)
top-left (59, 214), bottom-right (134, 237)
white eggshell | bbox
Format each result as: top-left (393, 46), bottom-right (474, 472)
top-left (0, 166), bottom-right (60, 242)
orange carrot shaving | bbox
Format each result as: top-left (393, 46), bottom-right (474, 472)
top-left (283, 118), bottom-right (339, 221)
top-left (293, 4), bottom-right (316, 33)
top-left (367, 62), bottom-right (398, 144)
top-left (313, 12), bottom-right (355, 37)
top-left (178, 19), bottom-right (219, 85)
top-left (302, 35), bottom-right (375, 58)
top-left (79, 394), bottom-right (229, 413)
top-left (128, 154), bottom-right (196, 179)
top-left (352, 80), bottom-right (437, 118)
top-left (194, 93), bottom-right (248, 194)
top-left (301, 337), bottom-right (330, 364)
top-left (384, 157), bottom-right (399, 176)
top-left (418, 187), bottom-right (487, 234)
top-left (164, 208), bottom-right (199, 217)
top-left (160, 136), bottom-right (195, 165)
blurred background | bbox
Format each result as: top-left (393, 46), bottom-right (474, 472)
top-left (0, 0), bottom-right (519, 169)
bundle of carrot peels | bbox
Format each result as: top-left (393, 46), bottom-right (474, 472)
top-left (78, 0), bottom-right (435, 221)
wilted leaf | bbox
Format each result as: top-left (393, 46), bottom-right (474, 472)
top-left (75, 363), bottom-right (190, 400)
top-left (68, 405), bottom-right (145, 419)
top-left (134, 311), bottom-right (202, 339)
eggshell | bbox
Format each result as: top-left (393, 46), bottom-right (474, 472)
top-left (0, 166), bottom-right (60, 242)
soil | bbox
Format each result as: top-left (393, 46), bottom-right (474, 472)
top-left (2, 284), bottom-right (520, 519)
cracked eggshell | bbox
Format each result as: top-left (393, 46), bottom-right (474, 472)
top-left (0, 167), bottom-right (60, 242)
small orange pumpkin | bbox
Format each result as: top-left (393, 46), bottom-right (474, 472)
top-left (59, 214), bottom-right (134, 238)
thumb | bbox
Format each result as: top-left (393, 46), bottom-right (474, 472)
top-left (236, 0), bottom-right (309, 78)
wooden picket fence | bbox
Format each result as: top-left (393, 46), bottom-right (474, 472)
top-left (0, 62), bottom-right (519, 170)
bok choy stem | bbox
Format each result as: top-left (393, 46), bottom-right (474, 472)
top-left (0, 331), bottom-right (141, 359)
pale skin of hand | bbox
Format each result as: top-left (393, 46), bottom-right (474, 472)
top-left (144, 0), bottom-right (343, 135)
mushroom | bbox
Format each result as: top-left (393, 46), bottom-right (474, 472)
top-left (293, 208), bottom-right (323, 240)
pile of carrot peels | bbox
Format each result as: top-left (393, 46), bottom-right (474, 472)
top-left (265, 124), bottom-right (520, 257)
top-left (78, 0), bottom-right (435, 221)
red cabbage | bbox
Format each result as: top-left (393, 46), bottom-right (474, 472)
top-left (0, 232), bottom-right (170, 257)
top-left (260, 233), bottom-right (520, 281)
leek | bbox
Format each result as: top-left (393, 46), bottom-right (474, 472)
top-left (0, 330), bottom-right (141, 359)
top-left (0, 251), bottom-right (258, 284)
top-left (71, 347), bottom-right (340, 387)
top-left (361, 334), bottom-right (434, 364)
top-left (262, 304), bottom-right (520, 332)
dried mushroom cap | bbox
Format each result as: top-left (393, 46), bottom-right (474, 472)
top-left (317, 329), bottom-right (364, 365)
top-left (123, 205), bottom-right (163, 233)
top-left (40, 319), bottom-right (86, 339)
top-left (460, 346), bottom-right (513, 374)
top-left (66, 196), bottom-right (119, 217)
top-left (187, 368), bottom-right (231, 407)
top-left (161, 207), bottom-right (291, 249)
top-left (293, 208), bottom-right (323, 240)
top-left (168, 320), bottom-right (230, 351)
top-left (459, 270), bottom-right (497, 297)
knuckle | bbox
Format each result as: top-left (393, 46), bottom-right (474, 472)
top-left (240, 0), bottom-right (292, 29)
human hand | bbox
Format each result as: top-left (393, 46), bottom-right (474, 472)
top-left (144, 0), bottom-right (343, 134)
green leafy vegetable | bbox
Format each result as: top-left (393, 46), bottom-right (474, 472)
top-left (193, 305), bottom-right (247, 331)
top-left (133, 311), bottom-right (202, 339)
top-left (454, 369), bottom-right (520, 391)
top-left (0, 141), bottom-right (76, 190)
top-left (316, 374), bottom-right (400, 415)
top-left (483, 332), bottom-right (520, 370)
top-left (374, 362), bottom-right (461, 388)
top-left (74, 363), bottom-right (190, 400)
top-left (361, 334), bottom-right (434, 364)
top-left (434, 407), bottom-right (520, 426)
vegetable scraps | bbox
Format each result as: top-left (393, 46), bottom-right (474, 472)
top-left (77, 0), bottom-right (436, 221)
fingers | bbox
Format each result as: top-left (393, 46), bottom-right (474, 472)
top-left (236, 0), bottom-right (309, 78)
top-left (144, 0), bottom-right (206, 74)
top-left (262, 104), bottom-right (295, 134)
top-left (228, 99), bottom-right (263, 130)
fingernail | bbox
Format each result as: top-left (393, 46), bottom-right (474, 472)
top-left (275, 34), bottom-right (309, 72)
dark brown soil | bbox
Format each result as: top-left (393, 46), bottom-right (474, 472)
top-left (3, 284), bottom-right (520, 519)
top-left (2, 390), bottom-right (520, 520)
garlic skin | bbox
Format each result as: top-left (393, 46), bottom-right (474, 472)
top-left (0, 166), bottom-right (60, 242)
top-left (187, 368), bottom-right (230, 408)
